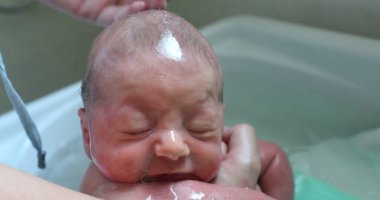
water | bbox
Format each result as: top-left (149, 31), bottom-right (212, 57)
top-left (36, 135), bottom-right (89, 190)
top-left (290, 128), bottom-right (380, 199)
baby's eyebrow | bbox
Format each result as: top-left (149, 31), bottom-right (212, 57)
top-left (187, 99), bottom-right (218, 117)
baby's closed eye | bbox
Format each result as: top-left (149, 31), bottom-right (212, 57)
top-left (119, 117), bottom-right (153, 140)
top-left (185, 119), bottom-right (218, 139)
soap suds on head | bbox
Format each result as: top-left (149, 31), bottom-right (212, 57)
top-left (155, 30), bottom-right (183, 61)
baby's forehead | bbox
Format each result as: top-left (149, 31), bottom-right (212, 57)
top-left (84, 10), bottom-right (223, 104)
top-left (106, 50), bottom-right (219, 87)
top-left (91, 10), bottom-right (219, 71)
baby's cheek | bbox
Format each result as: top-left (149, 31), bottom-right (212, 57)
top-left (193, 142), bottom-right (223, 182)
top-left (91, 146), bottom-right (142, 183)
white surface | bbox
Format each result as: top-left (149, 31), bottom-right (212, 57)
top-left (1, 15), bottom-right (379, 197)
top-left (204, 16), bottom-right (380, 149)
top-left (0, 82), bottom-right (87, 189)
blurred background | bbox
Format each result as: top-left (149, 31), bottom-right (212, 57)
top-left (1, 0), bottom-right (380, 113)
top-left (1, 1), bottom-right (380, 199)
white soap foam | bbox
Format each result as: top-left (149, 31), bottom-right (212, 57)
top-left (155, 31), bottom-right (183, 62)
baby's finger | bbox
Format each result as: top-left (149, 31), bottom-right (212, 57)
top-left (222, 126), bottom-right (232, 143)
top-left (228, 124), bottom-right (261, 184)
top-left (223, 124), bottom-right (259, 165)
top-left (216, 124), bottom-right (262, 188)
top-left (228, 124), bottom-right (256, 156)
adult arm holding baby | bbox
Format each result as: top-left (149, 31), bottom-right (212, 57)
top-left (0, 163), bottom-right (97, 200)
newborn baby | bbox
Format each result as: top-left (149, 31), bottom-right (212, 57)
top-left (78, 10), bottom-right (293, 200)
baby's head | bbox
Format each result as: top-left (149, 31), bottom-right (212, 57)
top-left (78, 10), bottom-right (224, 184)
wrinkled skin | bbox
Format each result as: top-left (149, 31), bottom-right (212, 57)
top-left (39, 0), bottom-right (167, 26)
top-left (79, 52), bottom-right (225, 184)
top-left (80, 125), bottom-right (294, 200)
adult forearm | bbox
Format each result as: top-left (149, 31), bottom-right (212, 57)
top-left (0, 164), bottom-right (99, 200)
top-left (37, 0), bottom-right (81, 14)
top-left (35, 0), bottom-right (168, 26)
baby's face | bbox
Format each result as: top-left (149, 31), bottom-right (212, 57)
top-left (80, 52), bottom-right (224, 183)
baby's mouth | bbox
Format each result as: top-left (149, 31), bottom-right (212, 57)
top-left (140, 173), bottom-right (200, 183)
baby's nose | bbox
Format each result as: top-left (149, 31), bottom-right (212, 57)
top-left (154, 130), bottom-right (190, 161)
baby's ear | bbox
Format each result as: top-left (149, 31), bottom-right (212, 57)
top-left (78, 108), bottom-right (92, 159)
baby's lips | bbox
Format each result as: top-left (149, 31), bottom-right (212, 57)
top-left (140, 173), bottom-right (201, 183)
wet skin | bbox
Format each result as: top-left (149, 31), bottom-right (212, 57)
top-left (79, 10), bottom-right (294, 199)
top-left (79, 52), bottom-right (224, 184)
top-left (78, 46), bottom-right (293, 200)
top-left (78, 53), bottom-right (292, 200)
top-left (81, 163), bottom-right (276, 200)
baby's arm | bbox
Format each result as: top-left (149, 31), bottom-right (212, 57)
top-left (37, 0), bottom-right (167, 26)
top-left (258, 141), bottom-right (294, 200)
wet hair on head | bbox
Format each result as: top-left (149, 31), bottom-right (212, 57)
top-left (81, 10), bottom-right (223, 107)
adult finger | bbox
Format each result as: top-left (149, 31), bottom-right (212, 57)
top-left (96, 1), bottom-right (146, 26)
top-left (227, 124), bottom-right (259, 164)
top-left (216, 124), bottom-right (261, 188)
top-left (76, 0), bottom-right (117, 21)
top-left (119, 0), bottom-right (167, 9)
top-left (145, 0), bottom-right (167, 9)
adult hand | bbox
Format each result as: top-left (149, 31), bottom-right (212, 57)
top-left (214, 124), bottom-right (261, 189)
top-left (39, 0), bottom-right (168, 26)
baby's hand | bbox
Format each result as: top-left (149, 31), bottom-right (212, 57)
top-left (214, 124), bottom-right (261, 189)
top-left (41, 0), bottom-right (168, 26)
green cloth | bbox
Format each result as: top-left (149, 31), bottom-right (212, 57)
top-left (294, 172), bottom-right (357, 200)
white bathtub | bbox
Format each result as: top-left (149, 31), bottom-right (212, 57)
top-left (1, 15), bottom-right (379, 199)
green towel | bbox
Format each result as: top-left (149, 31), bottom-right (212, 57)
top-left (294, 172), bottom-right (357, 200)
